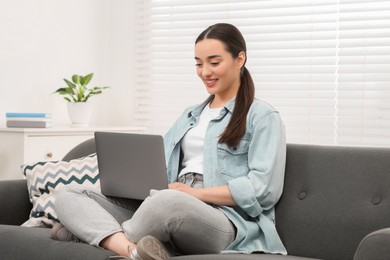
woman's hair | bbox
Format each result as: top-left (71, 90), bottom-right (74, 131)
top-left (195, 23), bottom-right (255, 147)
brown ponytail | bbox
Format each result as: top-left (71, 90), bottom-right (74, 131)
top-left (196, 23), bottom-right (255, 147)
top-left (219, 67), bottom-right (255, 147)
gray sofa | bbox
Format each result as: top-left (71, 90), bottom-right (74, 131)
top-left (1, 139), bottom-right (390, 260)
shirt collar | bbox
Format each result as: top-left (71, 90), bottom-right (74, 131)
top-left (189, 95), bottom-right (236, 118)
top-left (224, 97), bottom-right (236, 113)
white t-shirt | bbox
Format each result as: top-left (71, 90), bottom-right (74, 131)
top-left (178, 104), bottom-right (223, 178)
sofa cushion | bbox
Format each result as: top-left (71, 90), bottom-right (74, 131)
top-left (0, 225), bottom-right (114, 260)
top-left (0, 226), bottom-right (320, 260)
top-left (21, 153), bottom-right (100, 227)
top-left (171, 254), bottom-right (320, 259)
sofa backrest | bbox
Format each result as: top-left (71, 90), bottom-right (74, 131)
top-left (62, 138), bottom-right (96, 161)
top-left (276, 144), bottom-right (390, 260)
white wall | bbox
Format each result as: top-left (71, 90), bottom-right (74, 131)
top-left (0, 0), bottom-right (137, 127)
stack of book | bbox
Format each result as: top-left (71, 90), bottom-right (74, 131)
top-left (5, 112), bottom-right (52, 128)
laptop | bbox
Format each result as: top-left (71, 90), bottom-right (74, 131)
top-left (94, 131), bottom-right (168, 200)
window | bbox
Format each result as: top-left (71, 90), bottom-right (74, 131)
top-left (134, 0), bottom-right (390, 147)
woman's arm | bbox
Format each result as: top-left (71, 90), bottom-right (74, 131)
top-left (227, 111), bottom-right (286, 217)
top-left (169, 182), bottom-right (237, 206)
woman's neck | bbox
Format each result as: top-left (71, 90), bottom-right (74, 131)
top-left (209, 95), bottom-right (234, 108)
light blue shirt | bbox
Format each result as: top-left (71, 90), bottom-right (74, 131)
top-left (164, 96), bottom-right (287, 254)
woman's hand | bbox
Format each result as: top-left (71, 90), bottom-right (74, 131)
top-left (169, 182), bottom-right (200, 198)
top-left (169, 182), bottom-right (237, 206)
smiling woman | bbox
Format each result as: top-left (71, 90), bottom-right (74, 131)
top-left (52, 23), bottom-right (288, 259)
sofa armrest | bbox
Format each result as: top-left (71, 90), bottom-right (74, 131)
top-left (354, 228), bottom-right (390, 260)
top-left (0, 179), bottom-right (31, 225)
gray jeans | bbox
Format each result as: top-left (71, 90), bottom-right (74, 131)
top-left (55, 173), bottom-right (236, 255)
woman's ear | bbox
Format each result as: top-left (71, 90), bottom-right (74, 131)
top-left (237, 51), bottom-right (246, 70)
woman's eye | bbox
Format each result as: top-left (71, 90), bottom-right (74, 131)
top-left (195, 64), bottom-right (203, 68)
top-left (211, 62), bottom-right (220, 66)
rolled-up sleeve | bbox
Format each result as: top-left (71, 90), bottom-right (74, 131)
top-left (228, 111), bottom-right (286, 218)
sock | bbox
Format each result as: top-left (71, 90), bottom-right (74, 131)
top-left (130, 248), bottom-right (139, 260)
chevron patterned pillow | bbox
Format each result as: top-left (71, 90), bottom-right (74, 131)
top-left (21, 153), bottom-right (100, 227)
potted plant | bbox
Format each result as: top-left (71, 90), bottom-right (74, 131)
top-left (54, 73), bottom-right (109, 126)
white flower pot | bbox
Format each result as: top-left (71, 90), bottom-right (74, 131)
top-left (67, 102), bottom-right (93, 127)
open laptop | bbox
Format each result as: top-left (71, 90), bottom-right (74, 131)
top-left (94, 131), bottom-right (168, 200)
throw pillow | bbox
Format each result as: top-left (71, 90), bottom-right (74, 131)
top-left (21, 153), bottom-right (100, 227)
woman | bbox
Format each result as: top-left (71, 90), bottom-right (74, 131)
top-left (53, 23), bottom-right (287, 259)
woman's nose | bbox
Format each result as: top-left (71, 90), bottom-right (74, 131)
top-left (201, 65), bottom-right (212, 77)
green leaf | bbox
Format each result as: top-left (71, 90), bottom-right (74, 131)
top-left (72, 75), bottom-right (81, 85)
top-left (67, 87), bottom-right (75, 94)
top-left (84, 93), bottom-right (92, 101)
top-left (78, 87), bottom-right (85, 101)
top-left (79, 77), bottom-right (85, 86)
top-left (64, 79), bottom-right (76, 89)
top-left (83, 73), bottom-right (94, 86)
top-left (95, 86), bottom-right (110, 91)
top-left (53, 87), bottom-right (68, 94)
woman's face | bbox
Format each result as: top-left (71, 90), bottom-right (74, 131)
top-left (195, 39), bottom-right (245, 101)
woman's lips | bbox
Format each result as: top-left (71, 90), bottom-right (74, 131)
top-left (204, 79), bottom-right (217, 88)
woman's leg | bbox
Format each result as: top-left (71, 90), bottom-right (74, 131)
top-left (55, 184), bottom-right (141, 250)
top-left (122, 189), bottom-right (236, 255)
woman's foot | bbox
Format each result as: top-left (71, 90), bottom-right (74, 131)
top-left (136, 235), bottom-right (171, 260)
top-left (109, 237), bottom-right (171, 260)
top-left (50, 222), bottom-right (82, 242)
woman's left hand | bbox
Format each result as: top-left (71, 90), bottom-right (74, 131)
top-left (168, 182), bottom-right (237, 206)
top-left (169, 182), bottom-right (200, 199)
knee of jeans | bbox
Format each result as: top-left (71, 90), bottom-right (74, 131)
top-left (151, 189), bottom-right (186, 202)
top-left (147, 189), bottom-right (198, 215)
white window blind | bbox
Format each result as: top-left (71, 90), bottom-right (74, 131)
top-left (134, 0), bottom-right (390, 147)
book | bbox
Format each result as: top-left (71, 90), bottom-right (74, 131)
top-left (5, 117), bottom-right (52, 122)
top-left (6, 120), bottom-right (52, 128)
top-left (5, 112), bottom-right (52, 118)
